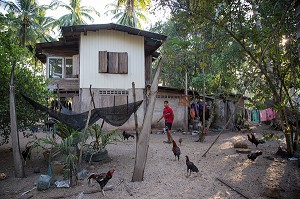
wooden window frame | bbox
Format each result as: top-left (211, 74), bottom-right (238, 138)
top-left (99, 51), bottom-right (128, 74)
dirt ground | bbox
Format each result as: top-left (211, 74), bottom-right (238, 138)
top-left (0, 123), bottom-right (300, 199)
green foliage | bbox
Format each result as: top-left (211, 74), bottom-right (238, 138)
top-left (50, 0), bottom-right (101, 26)
top-left (105, 0), bottom-right (150, 28)
top-left (153, 0), bottom-right (299, 109)
top-left (36, 128), bottom-right (79, 181)
top-left (262, 131), bottom-right (285, 144)
top-left (55, 122), bottom-right (84, 144)
top-left (87, 124), bottom-right (121, 152)
top-left (1, 0), bottom-right (56, 46)
top-left (0, 13), bottom-right (49, 144)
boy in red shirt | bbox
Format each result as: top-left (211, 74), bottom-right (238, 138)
top-left (157, 100), bottom-right (174, 143)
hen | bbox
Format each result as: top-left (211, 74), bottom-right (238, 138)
top-left (88, 169), bottom-right (115, 195)
top-left (247, 151), bottom-right (263, 161)
top-left (123, 131), bottom-right (135, 140)
top-left (171, 139), bottom-right (181, 161)
top-left (179, 138), bottom-right (182, 146)
top-left (185, 155), bottom-right (199, 176)
top-left (275, 146), bottom-right (289, 158)
top-left (22, 145), bottom-right (32, 166)
top-left (247, 133), bottom-right (265, 147)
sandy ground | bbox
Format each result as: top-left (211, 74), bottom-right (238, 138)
top-left (0, 123), bottom-right (300, 199)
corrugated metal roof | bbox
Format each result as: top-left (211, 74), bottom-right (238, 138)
top-left (35, 23), bottom-right (167, 63)
top-left (61, 23), bottom-right (167, 41)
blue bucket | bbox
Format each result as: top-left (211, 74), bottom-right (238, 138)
top-left (37, 175), bottom-right (51, 191)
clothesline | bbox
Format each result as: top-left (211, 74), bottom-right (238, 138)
top-left (246, 108), bottom-right (276, 123)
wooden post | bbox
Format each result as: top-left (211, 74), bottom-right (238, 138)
top-left (202, 66), bottom-right (206, 135)
top-left (78, 85), bottom-right (94, 165)
top-left (10, 61), bottom-right (25, 177)
top-left (132, 57), bottom-right (163, 182)
top-left (132, 82), bottom-right (139, 141)
top-left (184, 70), bottom-right (188, 131)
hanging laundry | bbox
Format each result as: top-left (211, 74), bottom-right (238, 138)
top-left (267, 108), bottom-right (276, 120)
top-left (260, 109), bottom-right (268, 122)
top-left (251, 110), bottom-right (260, 122)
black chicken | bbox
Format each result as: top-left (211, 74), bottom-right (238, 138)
top-left (247, 133), bottom-right (265, 147)
top-left (22, 145), bottom-right (32, 165)
top-left (123, 131), bottom-right (135, 140)
top-left (185, 155), bottom-right (199, 176)
top-left (275, 146), bottom-right (289, 158)
top-left (171, 139), bottom-right (181, 161)
top-left (247, 151), bottom-right (263, 161)
top-left (88, 169), bottom-right (115, 196)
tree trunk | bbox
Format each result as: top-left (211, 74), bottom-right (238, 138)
top-left (132, 57), bottom-right (163, 182)
top-left (296, 0), bottom-right (300, 64)
top-left (10, 61), bottom-right (25, 178)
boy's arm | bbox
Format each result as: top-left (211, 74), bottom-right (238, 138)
top-left (157, 115), bottom-right (164, 123)
top-left (171, 109), bottom-right (174, 120)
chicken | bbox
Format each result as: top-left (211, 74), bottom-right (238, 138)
top-left (247, 151), bottom-right (263, 161)
top-left (275, 146), bottom-right (289, 158)
top-left (123, 131), bottom-right (135, 140)
top-left (22, 145), bottom-right (32, 166)
top-left (88, 169), bottom-right (115, 196)
top-left (185, 155), bottom-right (199, 176)
top-left (179, 138), bottom-right (182, 146)
top-left (247, 133), bottom-right (265, 147)
top-left (171, 139), bottom-right (181, 161)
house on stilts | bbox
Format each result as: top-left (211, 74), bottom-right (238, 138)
top-left (34, 23), bottom-right (167, 130)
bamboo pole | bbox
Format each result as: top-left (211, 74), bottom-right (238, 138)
top-left (216, 178), bottom-right (250, 199)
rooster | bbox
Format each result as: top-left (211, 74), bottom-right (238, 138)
top-left (123, 131), bottom-right (135, 140)
top-left (22, 144), bottom-right (32, 166)
top-left (171, 139), bottom-right (181, 161)
top-left (247, 133), bottom-right (265, 147)
top-left (179, 138), bottom-right (182, 146)
top-left (88, 169), bottom-right (115, 196)
top-left (185, 155), bottom-right (199, 176)
top-left (247, 151), bottom-right (263, 161)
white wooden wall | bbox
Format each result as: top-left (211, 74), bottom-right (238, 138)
top-left (80, 30), bottom-right (145, 89)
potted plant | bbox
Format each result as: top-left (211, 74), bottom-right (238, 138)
top-left (85, 123), bottom-right (120, 162)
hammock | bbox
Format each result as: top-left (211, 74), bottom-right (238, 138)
top-left (22, 94), bottom-right (143, 130)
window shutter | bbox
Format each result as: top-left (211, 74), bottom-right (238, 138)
top-left (99, 51), bottom-right (107, 73)
top-left (118, 52), bottom-right (128, 74)
top-left (108, 52), bottom-right (118, 73)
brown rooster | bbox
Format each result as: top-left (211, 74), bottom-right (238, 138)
top-left (88, 169), bottom-right (115, 196)
top-left (171, 139), bottom-right (181, 161)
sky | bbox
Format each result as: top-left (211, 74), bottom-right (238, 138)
top-left (0, 0), bottom-right (170, 38)
top-left (42, 0), bottom-right (120, 24)
top-left (12, 0), bottom-right (168, 29)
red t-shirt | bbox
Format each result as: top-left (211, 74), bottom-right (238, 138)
top-left (163, 106), bottom-right (174, 123)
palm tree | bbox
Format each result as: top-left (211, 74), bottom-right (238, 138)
top-left (0, 0), bottom-right (55, 178)
top-left (51, 0), bottom-right (101, 26)
top-left (1, 0), bottom-right (55, 47)
top-left (106, 0), bottom-right (150, 28)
